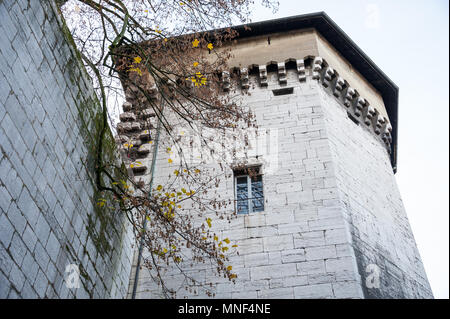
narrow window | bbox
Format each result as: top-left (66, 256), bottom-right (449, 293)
top-left (234, 167), bottom-right (264, 214)
top-left (272, 87), bottom-right (294, 96)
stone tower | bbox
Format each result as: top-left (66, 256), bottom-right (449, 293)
top-left (118, 13), bottom-right (433, 298)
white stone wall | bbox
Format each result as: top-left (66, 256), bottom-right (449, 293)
top-left (319, 88), bottom-right (434, 298)
top-left (132, 69), bottom-right (364, 299)
top-left (131, 63), bottom-right (431, 299)
top-left (0, 0), bottom-right (134, 298)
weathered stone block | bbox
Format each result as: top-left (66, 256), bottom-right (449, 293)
top-left (293, 231), bottom-right (325, 248)
top-left (297, 260), bottom-right (326, 275)
top-left (263, 234), bottom-right (294, 252)
top-left (332, 281), bottom-right (363, 299)
top-left (258, 287), bottom-right (294, 298)
top-left (305, 245), bottom-right (337, 261)
top-left (281, 248), bottom-right (306, 263)
top-left (250, 263), bottom-right (297, 281)
top-left (294, 283), bottom-right (333, 299)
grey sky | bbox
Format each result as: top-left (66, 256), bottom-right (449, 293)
top-left (248, 0), bottom-right (449, 298)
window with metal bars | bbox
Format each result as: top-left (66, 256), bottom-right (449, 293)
top-left (234, 167), bottom-right (264, 214)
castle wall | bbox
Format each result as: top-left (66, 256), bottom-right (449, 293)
top-left (131, 69), bottom-right (365, 299)
top-left (225, 29), bottom-right (319, 67)
top-left (315, 33), bottom-right (387, 119)
top-left (319, 87), bottom-right (434, 298)
top-left (129, 62), bottom-right (431, 299)
top-left (215, 29), bottom-right (389, 119)
top-left (0, 0), bottom-right (133, 298)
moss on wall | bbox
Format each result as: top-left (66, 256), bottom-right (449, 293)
top-left (56, 2), bottom-right (129, 260)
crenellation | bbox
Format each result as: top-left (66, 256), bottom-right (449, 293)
top-left (119, 112), bottom-right (137, 122)
top-left (373, 113), bottom-right (385, 135)
top-left (258, 65), bottom-right (268, 86)
top-left (296, 59), bottom-right (306, 82)
top-left (363, 104), bottom-right (376, 126)
top-left (240, 67), bottom-right (250, 89)
top-left (321, 66), bottom-right (335, 88)
top-left (343, 86), bottom-right (356, 108)
top-left (221, 70), bottom-right (231, 91)
top-left (277, 62), bottom-right (287, 84)
top-left (353, 96), bottom-right (366, 117)
top-left (210, 55), bottom-right (392, 156)
top-left (312, 56), bottom-right (324, 80)
top-left (333, 76), bottom-right (345, 98)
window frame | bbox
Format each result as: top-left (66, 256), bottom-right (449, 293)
top-left (234, 171), bottom-right (264, 215)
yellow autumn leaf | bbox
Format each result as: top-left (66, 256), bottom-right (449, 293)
top-left (163, 248), bottom-right (168, 253)
top-left (230, 274), bottom-right (237, 279)
top-left (223, 238), bottom-right (230, 244)
top-left (193, 62), bottom-right (199, 67)
top-left (207, 43), bottom-right (213, 50)
top-left (156, 185), bottom-right (163, 191)
top-left (214, 235), bottom-right (218, 241)
top-left (206, 218), bottom-right (212, 228)
top-left (174, 170), bottom-right (179, 176)
top-left (232, 244), bottom-right (238, 248)
top-left (168, 158), bottom-right (173, 164)
top-left (192, 39), bottom-right (199, 47)
top-left (129, 67), bottom-right (142, 76)
top-left (194, 169), bottom-right (200, 174)
top-left (227, 265), bottom-right (232, 271)
top-left (222, 247), bottom-right (229, 252)
top-left (134, 56), bottom-right (142, 64)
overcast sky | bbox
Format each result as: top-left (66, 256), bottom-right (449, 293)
top-left (247, 0), bottom-right (449, 298)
